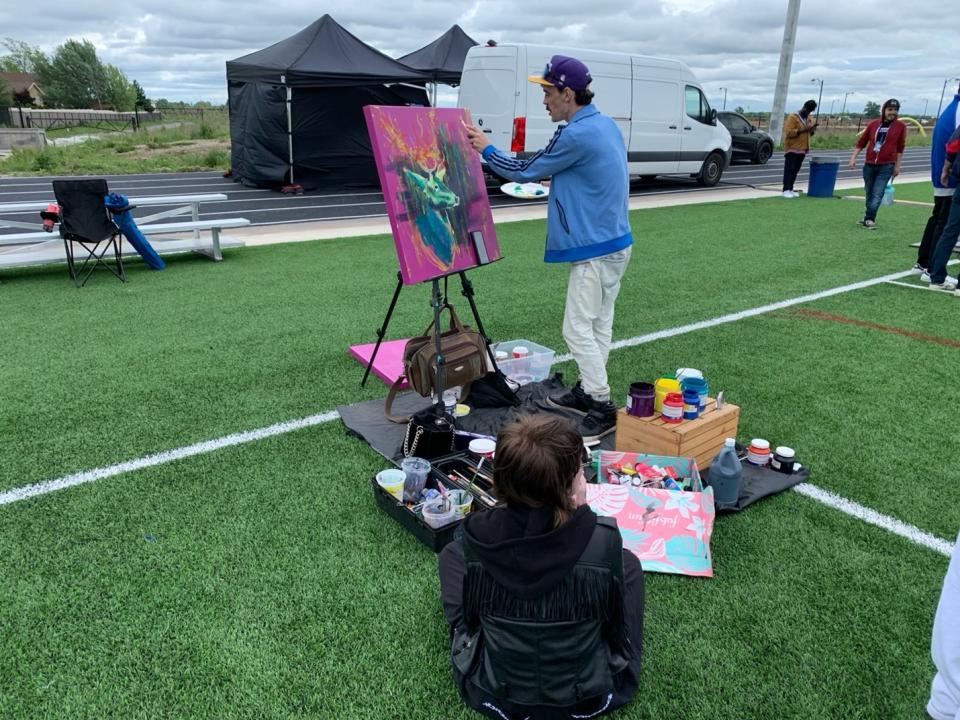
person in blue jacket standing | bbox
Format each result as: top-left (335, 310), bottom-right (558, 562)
top-left (915, 92), bottom-right (960, 274)
top-left (464, 55), bottom-right (632, 442)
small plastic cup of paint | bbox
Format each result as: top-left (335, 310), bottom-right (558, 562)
top-left (422, 499), bottom-right (458, 529)
top-left (449, 489), bottom-right (473, 517)
top-left (375, 468), bottom-right (406, 501)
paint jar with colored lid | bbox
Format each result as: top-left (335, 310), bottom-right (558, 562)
top-left (654, 377), bottom-right (681, 413)
top-left (661, 392), bottom-right (684, 423)
top-left (676, 368), bottom-right (703, 383)
top-left (746, 438), bottom-right (771, 466)
top-left (770, 446), bottom-right (796, 474)
top-left (627, 381), bottom-right (655, 417)
top-left (680, 376), bottom-right (709, 410)
top-left (682, 388), bottom-right (701, 420)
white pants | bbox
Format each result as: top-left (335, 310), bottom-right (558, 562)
top-left (562, 247), bottom-right (632, 402)
top-left (929, 532), bottom-right (960, 720)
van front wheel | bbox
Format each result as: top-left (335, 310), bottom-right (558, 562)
top-left (696, 152), bottom-right (725, 187)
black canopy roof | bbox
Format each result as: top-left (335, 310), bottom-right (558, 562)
top-left (226, 15), bottom-right (431, 87)
top-left (397, 25), bottom-right (478, 85)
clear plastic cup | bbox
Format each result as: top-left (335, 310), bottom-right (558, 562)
top-left (422, 499), bottom-right (457, 529)
top-left (375, 468), bottom-right (406, 501)
top-left (400, 457), bottom-right (431, 502)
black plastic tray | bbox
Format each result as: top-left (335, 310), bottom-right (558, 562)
top-left (371, 452), bottom-right (497, 553)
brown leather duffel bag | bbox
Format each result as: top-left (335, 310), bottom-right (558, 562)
top-left (385, 304), bottom-right (487, 422)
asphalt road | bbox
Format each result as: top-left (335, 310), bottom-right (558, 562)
top-left (0, 147), bottom-right (932, 237)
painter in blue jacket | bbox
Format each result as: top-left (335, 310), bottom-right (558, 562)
top-left (915, 92), bottom-right (960, 273)
top-left (464, 55), bottom-right (632, 442)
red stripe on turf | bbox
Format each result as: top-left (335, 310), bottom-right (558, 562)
top-left (792, 308), bottom-right (960, 349)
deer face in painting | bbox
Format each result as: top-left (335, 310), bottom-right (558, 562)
top-left (402, 158), bottom-right (461, 266)
top-left (403, 162), bottom-right (460, 210)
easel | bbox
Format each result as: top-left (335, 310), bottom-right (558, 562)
top-left (361, 268), bottom-right (501, 411)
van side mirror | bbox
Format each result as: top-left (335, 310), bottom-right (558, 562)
top-left (710, 108), bottom-right (717, 125)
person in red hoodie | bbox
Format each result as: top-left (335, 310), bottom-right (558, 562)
top-left (848, 99), bottom-right (907, 228)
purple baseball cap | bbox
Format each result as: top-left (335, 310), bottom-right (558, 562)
top-left (528, 55), bottom-right (592, 92)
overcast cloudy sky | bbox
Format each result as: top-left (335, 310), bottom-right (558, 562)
top-left (2, 0), bottom-right (956, 116)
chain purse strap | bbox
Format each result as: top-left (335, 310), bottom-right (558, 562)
top-left (403, 423), bottom-right (423, 457)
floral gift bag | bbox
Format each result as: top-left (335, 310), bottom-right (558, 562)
top-left (586, 452), bottom-right (716, 577)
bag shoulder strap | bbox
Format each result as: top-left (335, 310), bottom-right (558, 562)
top-left (384, 377), bottom-right (411, 423)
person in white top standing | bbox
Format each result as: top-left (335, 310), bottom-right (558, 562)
top-left (928, 531), bottom-right (960, 720)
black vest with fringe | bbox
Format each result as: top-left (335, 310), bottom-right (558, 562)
top-left (452, 517), bottom-right (633, 708)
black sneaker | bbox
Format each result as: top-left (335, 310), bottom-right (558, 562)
top-left (547, 381), bottom-right (592, 415)
top-left (577, 401), bottom-right (618, 445)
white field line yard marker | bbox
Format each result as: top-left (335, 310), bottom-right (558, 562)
top-left (792, 484), bottom-right (953, 557)
top-left (0, 411), bottom-right (339, 506)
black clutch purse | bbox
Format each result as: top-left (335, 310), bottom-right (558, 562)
top-left (403, 406), bottom-right (455, 459)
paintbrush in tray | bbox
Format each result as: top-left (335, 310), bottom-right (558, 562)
top-left (448, 470), bottom-right (497, 507)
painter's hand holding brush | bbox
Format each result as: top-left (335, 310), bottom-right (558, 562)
top-left (462, 119), bottom-right (489, 153)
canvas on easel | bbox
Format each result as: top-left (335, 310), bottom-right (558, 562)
top-left (363, 106), bottom-right (501, 285)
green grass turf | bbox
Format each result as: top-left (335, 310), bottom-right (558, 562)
top-left (0, 194), bottom-right (930, 491)
top-left (1, 193), bottom-right (956, 718)
top-left (837, 180), bottom-right (935, 204)
top-left (0, 421), bottom-right (950, 719)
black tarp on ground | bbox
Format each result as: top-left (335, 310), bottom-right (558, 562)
top-left (397, 25), bottom-right (478, 86)
top-left (225, 15), bottom-right (430, 190)
top-left (339, 377), bottom-right (809, 512)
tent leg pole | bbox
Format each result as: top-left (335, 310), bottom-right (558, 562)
top-left (286, 84), bottom-right (294, 185)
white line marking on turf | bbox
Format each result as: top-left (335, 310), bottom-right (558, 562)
top-left (0, 411), bottom-right (340, 506)
top-left (553, 267), bottom-right (918, 364)
top-left (793, 484), bottom-right (953, 557)
top-left (886, 280), bottom-right (929, 290)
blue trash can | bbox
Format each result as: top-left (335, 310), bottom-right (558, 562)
top-left (807, 156), bottom-right (840, 198)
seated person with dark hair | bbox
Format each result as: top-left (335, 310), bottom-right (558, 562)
top-left (438, 415), bottom-right (644, 720)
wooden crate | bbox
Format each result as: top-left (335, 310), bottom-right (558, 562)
top-left (614, 398), bottom-right (740, 470)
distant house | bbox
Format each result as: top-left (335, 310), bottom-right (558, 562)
top-left (0, 72), bottom-right (44, 107)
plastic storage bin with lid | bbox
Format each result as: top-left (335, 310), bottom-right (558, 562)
top-left (492, 339), bottom-right (556, 385)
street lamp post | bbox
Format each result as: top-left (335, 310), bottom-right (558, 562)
top-left (937, 78), bottom-right (960, 120)
top-left (719, 87), bottom-right (727, 110)
top-left (840, 91), bottom-right (854, 121)
top-left (829, 98), bottom-right (836, 115)
top-left (811, 78), bottom-right (824, 122)
top-left (923, 98), bottom-right (929, 120)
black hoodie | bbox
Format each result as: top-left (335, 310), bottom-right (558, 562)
top-left (461, 503), bottom-right (598, 600)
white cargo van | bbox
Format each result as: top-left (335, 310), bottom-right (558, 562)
top-left (457, 43), bottom-right (732, 186)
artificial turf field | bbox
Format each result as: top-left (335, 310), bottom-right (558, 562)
top-left (1, 189), bottom-right (958, 719)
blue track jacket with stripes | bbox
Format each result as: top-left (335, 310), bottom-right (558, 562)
top-left (481, 104), bottom-right (632, 263)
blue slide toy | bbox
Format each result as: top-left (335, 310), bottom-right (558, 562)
top-left (104, 193), bottom-right (165, 270)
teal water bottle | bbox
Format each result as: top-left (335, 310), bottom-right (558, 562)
top-left (707, 438), bottom-right (742, 508)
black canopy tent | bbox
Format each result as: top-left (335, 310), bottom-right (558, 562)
top-left (226, 15), bottom-right (431, 190)
top-left (397, 24), bottom-right (479, 86)
top-left (397, 25), bottom-right (478, 107)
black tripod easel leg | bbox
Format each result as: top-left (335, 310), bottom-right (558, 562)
top-left (361, 270), bottom-right (404, 388)
top-left (430, 277), bottom-right (446, 411)
top-left (458, 270), bottom-right (501, 372)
